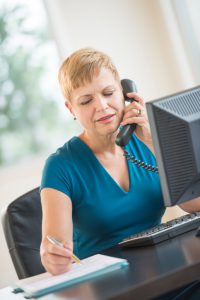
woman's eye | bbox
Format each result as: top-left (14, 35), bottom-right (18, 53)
top-left (81, 99), bottom-right (92, 105)
top-left (104, 91), bottom-right (114, 97)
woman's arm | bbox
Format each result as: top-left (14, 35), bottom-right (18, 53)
top-left (40, 188), bottom-right (73, 275)
top-left (179, 196), bottom-right (200, 213)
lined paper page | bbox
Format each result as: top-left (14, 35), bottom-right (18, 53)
top-left (14, 254), bottom-right (128, 296)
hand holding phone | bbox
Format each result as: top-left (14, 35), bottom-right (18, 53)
top-left (115, 79), bottom-right (138, 147)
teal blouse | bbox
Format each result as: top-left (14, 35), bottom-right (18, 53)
top-left (40, 134), bottom-right (165, 258)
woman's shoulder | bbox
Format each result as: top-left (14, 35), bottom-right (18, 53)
top-left (45, 136), bottom-right (81, 166)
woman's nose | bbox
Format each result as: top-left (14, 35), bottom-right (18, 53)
top-left (95, 96), bottom-right (108, 112)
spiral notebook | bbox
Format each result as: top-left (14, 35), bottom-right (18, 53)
top-left (13, 254), bottom-right (129, 298)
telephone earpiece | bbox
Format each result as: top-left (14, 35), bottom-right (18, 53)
top-left (115, 79), bottom-right (138, 147)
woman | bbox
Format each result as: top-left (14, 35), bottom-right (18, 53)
top-left (40, 48), bottom-right (200, 298)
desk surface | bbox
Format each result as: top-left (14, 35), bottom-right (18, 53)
top-left (2, 229), bottom-right (200, 300)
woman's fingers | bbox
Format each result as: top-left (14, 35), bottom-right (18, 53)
top-left (124, 100), bottom-right (145, 115)
top-left (63, 240), bottom-right (73, 251)
top-left (121, 92), bottom-right (152, 145)
top-left (47, 243), bottom-right (73, 257)
top-left (123, 107), bottom-right (145, 119)
top-left (46, 253), bottom-right (72, 265)
top-left (40, 239), bottom-right (74, 275)
top-left (121, 99), bottom-right (147, 126)
top-left (121, 116), bottom-right (146, 127)
top-left (126, 92), bottom-right (145, 105)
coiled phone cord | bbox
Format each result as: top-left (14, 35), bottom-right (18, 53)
top-left (123, 149), bottom-right (159, 173)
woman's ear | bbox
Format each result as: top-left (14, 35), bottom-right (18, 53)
top-left (65, 102), bottom-right (75, 118)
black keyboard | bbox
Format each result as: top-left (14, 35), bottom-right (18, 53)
top-left (118, 212), bottom-right (200, 248)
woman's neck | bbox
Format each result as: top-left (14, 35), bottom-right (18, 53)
top-left (79, 131), bottom-right (122, 155)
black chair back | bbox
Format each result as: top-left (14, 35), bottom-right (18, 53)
top-left (1, 187), bottom-right (45, 279)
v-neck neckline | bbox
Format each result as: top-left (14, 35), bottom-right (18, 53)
top-left (75, 137), bottom-right (132, 194)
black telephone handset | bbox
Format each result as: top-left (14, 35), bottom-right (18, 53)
top-left (115, 79), bottom-right (138, 147)
top-left (116, 79), bottom-right (159, 173)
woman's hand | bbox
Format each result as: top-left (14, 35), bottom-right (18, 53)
top-left (40, 238), bottom-right (73, 275)
top-left (120, 92), bottom-right (154, 153)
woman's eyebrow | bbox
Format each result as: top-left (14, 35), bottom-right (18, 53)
top-left (77, 85), bottom-right (115, 101)
top-left (103, 85), bottom-right (115, 91)
top-left (77, 94), bottom-right (92, 101)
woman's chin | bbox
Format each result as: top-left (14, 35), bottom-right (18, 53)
top-left (96, 125), bottom-right (119, 137)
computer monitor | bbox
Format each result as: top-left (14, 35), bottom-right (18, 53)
top-left (146, 86), bottom-right (200, 207)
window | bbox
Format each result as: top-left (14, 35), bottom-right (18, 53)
top-left (172, 0), bottom-right (200, 82)
top-left (0, 0), bottom-right (77, 166)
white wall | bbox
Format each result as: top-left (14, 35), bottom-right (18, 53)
top-left (44, 0), bottom-right (196, 100)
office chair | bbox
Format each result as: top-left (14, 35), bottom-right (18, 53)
top-left (1, 187), bottom-right (45, 279)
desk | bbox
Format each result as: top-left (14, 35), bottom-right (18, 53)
top-left (1, 229), bottom-right (200, 300)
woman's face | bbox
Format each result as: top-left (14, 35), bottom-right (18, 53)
top-left (69, 68), bottom-right (124, 137)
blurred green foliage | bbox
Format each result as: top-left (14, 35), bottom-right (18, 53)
top-left (0, 5), bottom-right (62, 165)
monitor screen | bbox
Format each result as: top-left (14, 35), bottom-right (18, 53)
top-left (146, 86), bottom-right (200, 206)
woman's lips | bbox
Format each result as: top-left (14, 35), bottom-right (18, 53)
top-left (96, 114), bottom-right (116, 122)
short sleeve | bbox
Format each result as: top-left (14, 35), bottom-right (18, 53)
top-left (40, 154), bottom-right (72, 198)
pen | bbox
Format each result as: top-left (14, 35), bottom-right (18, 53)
top-left (47, 235), bottom-right (82, 264)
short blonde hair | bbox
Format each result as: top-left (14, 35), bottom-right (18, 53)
top-left (58, 48), bottom-right (120, 102)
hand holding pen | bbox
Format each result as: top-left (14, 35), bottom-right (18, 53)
top-left (40, 235), bottom-right (81, 275)
top-left (47, 235), bottom-right (81, 265)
